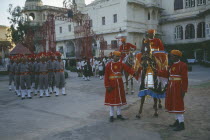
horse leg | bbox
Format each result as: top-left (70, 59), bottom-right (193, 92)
top-left (153, 98), bottom-right (158, 117)
top-left (131, 78), bottom-right (134, 94)
top-left (158, 99), bottom-right (162, 109)
top-left (125, 73), bottom-right (129, 94)
top-left (136, 96), bottom-right (145, 119)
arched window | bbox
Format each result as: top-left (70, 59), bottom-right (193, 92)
top-left (29, 13), bottom-right (35, 21)
top-left (174, 0), bottom-right (183, 10)
top-left (185, 24), bottom-right (195, 39)
top-left (197, 22), bottom-right (205, 38)
top-left (152, 10), bottom-right (156, 20)
top-left (185, 0), bottom-right (195, 8)
top-left (148, 12), bottom-right (150, 20)
top-left (197, 0), bottom-right (206, 6)
top-left (174, 25), bottom-right (183, 39)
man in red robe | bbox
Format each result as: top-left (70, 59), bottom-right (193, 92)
top-left (104, 51), bottom-right (135, 122)
top-left (119, 37), bottom-right (136, 62)
top-left (147, 29), bottom-right (164, 51)
top-left (158, 50), bottom-right (188, 131)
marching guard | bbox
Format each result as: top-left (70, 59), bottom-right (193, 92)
top-left (14, 55), bottom-right (21, 97)
top-left (54, 52), bottom-right (66, 96)
top-left (34, 55), bottom-right (40, 95)
top-left (48, 52), bottom-right (56, 94)
top-left (38, 53), bottom-right (50, 97)
top-left (18, 56), bottom-right (32, 99)
top-left (8, 56), bottom-right (15, 91)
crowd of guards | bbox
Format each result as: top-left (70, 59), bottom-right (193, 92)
top-left (7, 51), bottom-right (66, 100)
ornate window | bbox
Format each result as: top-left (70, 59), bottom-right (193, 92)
top-left (43, 14), bottom-right (46, 20)
top-left (68, 25), bottom-right (71, 32)
top-left (197, 0), bottom-right (206, 5)
top-left (185, 0), bottom-right (195, 8)
top-left (197, 22), bottom-right (205, 38)
top-left (185, 24), bottom-right (195, 39)
top-left (113, 14), bottom-right (117, 23)
top-left (59, 27), bottom-right (62, 33)
top-left (206, 23), bottom-right (210, 37)
top-left (111, 40), bottom-right (118, 49)
top-left (59, 46), bottom-right (64, 54)
top-left (100, 41), bottom-right (107, 49)
top-left (29, 13), bottom-right (35, 21)
top-left (148, 12), bottom-right (150, 20)
top-left (174, 0), bottom-right (183, 10)
top-left (174, 25), bottom-right (183, 39)
top-left (102, 17), bottom-right (105, 25)
top-left (152, 10), bottom-right (156, 20)
top-left (89, 20), bottom-right (93, 27)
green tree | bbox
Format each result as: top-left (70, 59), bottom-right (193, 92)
top-left (7, 4), bottom-right (30, 44)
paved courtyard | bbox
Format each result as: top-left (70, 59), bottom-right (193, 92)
top-left (0, 64), bottom-right (210, 140)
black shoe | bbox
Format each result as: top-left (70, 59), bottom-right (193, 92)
top-left (117, 115), bottom-right (126, 120)
top-left (28, 97), bottom-right (32, 99)
top-left (39, 96), bottom-right (43, 98)
top-left (169, 120), bottom-right (179, 127)
top-left (173, 122), bottom-right (185, 131)
top-left (109, 116), bottom-right (114, 122)
top-left (154, 113), bottom-right (159, 117)
top-left (136, 114), bottom-right (141, 119)
top-left (55, 95), bottom-right (58, 97)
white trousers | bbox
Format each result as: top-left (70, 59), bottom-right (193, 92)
top-left (175, 114), bottom-right (184, 123)
top-left (109, 106), bottom-right (121, 116)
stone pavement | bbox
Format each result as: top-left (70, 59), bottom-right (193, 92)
top-left (188, 64), bottom-right (210, 85)
top-left (0, 64), bottom-right (209, 140)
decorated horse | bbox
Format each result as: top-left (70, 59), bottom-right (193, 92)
top-left (123, 51), bottom-right (136, 94)
top-left (135, 38), bottom-right (168, 118)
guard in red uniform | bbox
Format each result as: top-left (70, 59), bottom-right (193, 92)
top-left (104, 51), bottom-right (135, 122)
top-left (119, 37), bottom-right (136, 61)
top-left (147, 29), bottom-right (164, 51)
top-left (158, 50), bottom-right (188, 131)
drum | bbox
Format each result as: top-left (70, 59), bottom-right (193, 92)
top-left (152, 51), bottom-right (168, 71)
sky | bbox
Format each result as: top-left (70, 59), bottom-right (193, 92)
top-left (0, 0), bottom-right (94, 26)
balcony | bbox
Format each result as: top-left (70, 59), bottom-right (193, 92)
top-left (74, 26), bottom-right (86, 34)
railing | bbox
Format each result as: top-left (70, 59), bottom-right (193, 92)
top-left (74, 26), bottom-right (85, 33)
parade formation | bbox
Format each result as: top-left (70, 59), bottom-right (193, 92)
top-left (7, 29), bottom-right (188, 132)
top-left (7, 51), bottom-right (66, 99)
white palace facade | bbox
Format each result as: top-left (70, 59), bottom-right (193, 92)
top-left (24, 0), bottom-right (210, 61)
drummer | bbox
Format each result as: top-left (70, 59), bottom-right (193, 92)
top-left (147, 29), bottom-right (164, 51)
top-left (135, 29), bottom-right (165, 76)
